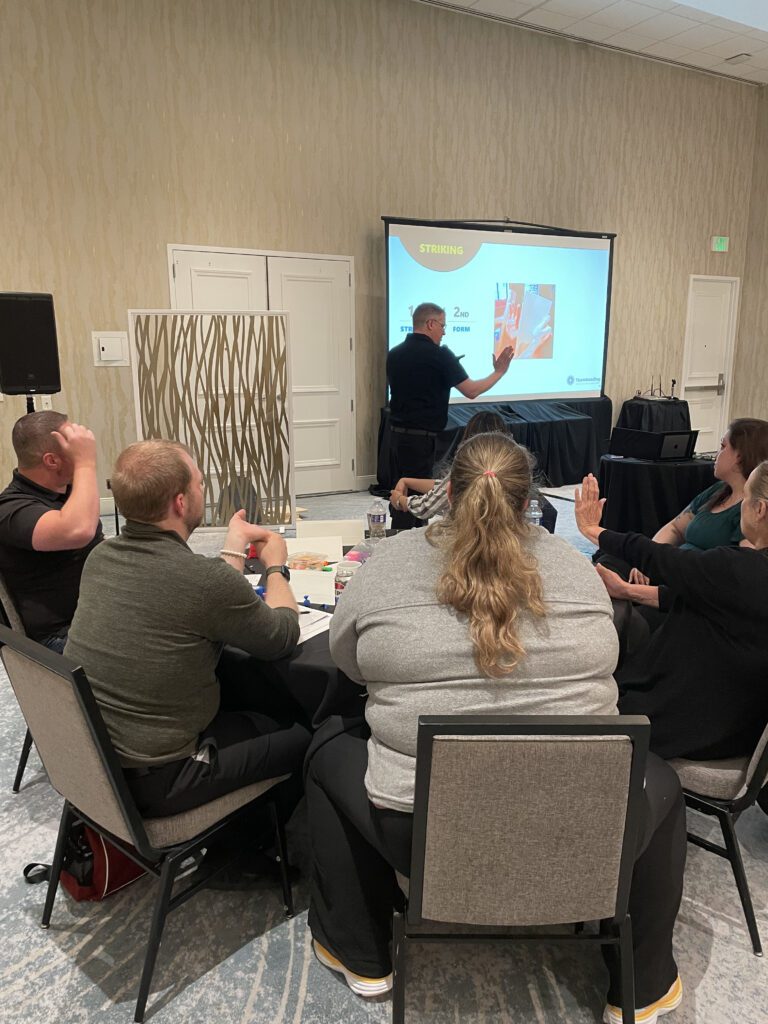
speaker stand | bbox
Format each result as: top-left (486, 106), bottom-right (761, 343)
top-left (26, 395), bottom-right (35, 414)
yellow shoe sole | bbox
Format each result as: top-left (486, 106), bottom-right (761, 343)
top-left (603, 974), bottom-right (683, 1024)
top-left (312, 938), bottom-right (392, 997)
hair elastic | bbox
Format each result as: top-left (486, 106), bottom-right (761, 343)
top-left (483, 470), bottom-right (496, 477)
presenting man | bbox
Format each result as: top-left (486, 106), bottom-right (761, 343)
top-left (65, 439), bottom-right (310, 818)
top-left (386, 302), bottom-right (513, 528)
top-left (0, 411), bottom-right (102, 651)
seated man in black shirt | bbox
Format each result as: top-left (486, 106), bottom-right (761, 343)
top-left (386, 302), bottom-right (513, 528)
top-left (0, 411), bottom-right (102, 651)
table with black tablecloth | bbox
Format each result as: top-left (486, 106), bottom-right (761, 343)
top-left (616, 397), bottom-right (691, 433)
top-left (253, 631), bottom-right (363, 729)
top-left (375, 396), bottom-right (612, 491)
top-left (598, 455), bottom-right (715, 537)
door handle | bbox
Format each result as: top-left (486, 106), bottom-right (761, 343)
top-left (717, 373), bottom-right (725, 397)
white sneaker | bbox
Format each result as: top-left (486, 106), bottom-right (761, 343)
top-left (603, 975), bottom-right (683, 1024)
top-left (312, 938), bottom-right (392, 997)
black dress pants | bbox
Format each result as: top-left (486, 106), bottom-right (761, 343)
top-left (125, 646), bottom-right (312, 819)
top-left (390, 430), bottom-right (437, 530)
top-left (306, 723), bottom-right (687, 1008)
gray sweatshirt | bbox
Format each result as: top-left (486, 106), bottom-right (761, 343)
top-left (329, 527), bottom-right (619, 812)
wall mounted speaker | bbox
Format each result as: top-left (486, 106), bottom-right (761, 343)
top-left (0, 292), bottom-right (61, 395)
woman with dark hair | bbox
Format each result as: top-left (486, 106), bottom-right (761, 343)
top-left (577, 461), bottom-right (768, 761)
top-left (389, 410), bottom-right (508, 521)
top-left (306, 433), bottom-right (686, 1024)
top-left (611, 418), bottom-right (768, 612)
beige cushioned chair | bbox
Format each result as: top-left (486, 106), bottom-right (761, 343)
top-left (0, 623), bottom-right (295, 1023)
top-left (393, 714), bottom-right (651, 1024)
top-left (669, 721), bottom-right (768, 957)
top-left (0, 570), bottom-right (35, 793)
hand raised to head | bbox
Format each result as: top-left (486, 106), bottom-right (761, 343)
top-left (51, 422), bottom-right (97, 467)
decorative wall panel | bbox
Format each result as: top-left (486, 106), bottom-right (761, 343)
top-left (129, 311), bottom-right (293, 527)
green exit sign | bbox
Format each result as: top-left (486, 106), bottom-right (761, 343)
top-left (711, 235), bottom-right (729, 252)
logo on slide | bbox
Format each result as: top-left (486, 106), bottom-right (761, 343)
top-left (567, 375), bottom-right (574, 385)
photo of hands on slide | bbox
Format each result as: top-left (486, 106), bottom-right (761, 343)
top-left (494, 283), bottom-right (555, 360)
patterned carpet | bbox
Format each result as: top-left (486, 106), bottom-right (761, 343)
top-left (0, 494), bottom-right (766, 1023)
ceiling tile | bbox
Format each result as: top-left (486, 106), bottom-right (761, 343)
top-left (641, 39), bottom-right (695, 58)
top-left (712, 63), bottom-right (762, 82)
top-left (669, 4), bottom-right (714, 22)
top-left (588, 1), bottom-right (658, 30)
top-left (470, 0), bottom-right (539, 18)
top-left (541, 0), bottom-right (616, 15)
top-left (569, 17), bottom-right (620, 39)
top-left (605, 28), bottom-right (657, 47)
top-left (700, 35), bottom-right (766, 58)
top-left (705, 16), bottom-right (765, 34)
top-left (682, 49), bottom-right (730, 67)
top-left (744, 49), bottom-right (768, 68)
top-left (520, 9), bottom-right (580, 29)
top-left (635, 0), bottom-right (679, 9)
top-left (666, 23), bottom-right (738, 47)
top-left (631, 11), bottom-right (702, 38)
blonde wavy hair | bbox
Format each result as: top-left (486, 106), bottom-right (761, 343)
top-left (427, 432), bottom-right (546, 677)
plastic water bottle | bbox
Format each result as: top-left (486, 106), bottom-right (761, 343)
top-left (367, 499), bottom-right (387, 541)
top-left (526, 498), bottom-right (542, 529)
top-left (334, 559), bottom-right (359, 604)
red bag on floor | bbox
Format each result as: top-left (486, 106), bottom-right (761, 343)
top-left (24, 822), bottom-right (146, 901)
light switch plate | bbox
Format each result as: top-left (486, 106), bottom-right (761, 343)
top-left (92, 331), bottom-right (130, 367)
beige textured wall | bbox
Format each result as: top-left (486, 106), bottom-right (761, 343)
top-left (0, 0), bottom-right (761, 488)
top-left (732, 87), bottom-right (768, 419)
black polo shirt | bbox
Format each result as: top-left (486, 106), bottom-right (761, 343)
top-left (386, 333), bottom-right (468, 433)
top-left (0, 470), bottom-right (103, 641)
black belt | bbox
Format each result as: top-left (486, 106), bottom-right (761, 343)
top-left (391, 426), bottom-right (438, 438)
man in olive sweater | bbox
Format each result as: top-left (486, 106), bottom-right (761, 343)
top-left (65, 440), bottom-right (310, 818)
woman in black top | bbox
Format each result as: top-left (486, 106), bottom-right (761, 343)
top-left (576, 463), bottom-right (768, 760)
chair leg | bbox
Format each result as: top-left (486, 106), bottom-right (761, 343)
top-left (269, 799), bottom-right (294, 918)
top-left (619, 916), bottom-right (635, 1024)
top-left (134, 856), bottom-right (178, 1023)
top-left (392, 910), bottom-right (406, 1024)
top-left (41, 801), bottom-right (73, 928)
top-left (719, 811), bottom-right (763, 956)
top-left (13, 728), bottom-right (33, 793)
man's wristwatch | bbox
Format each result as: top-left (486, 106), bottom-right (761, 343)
top-left (264, 564), bottom-right (291, 583)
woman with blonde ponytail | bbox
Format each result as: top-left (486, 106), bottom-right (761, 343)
top-left (427, 432), bottom-right (546, 678)
top-left (306, 433), bottom-right (687, 1024)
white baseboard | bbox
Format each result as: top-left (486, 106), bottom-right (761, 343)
top-left (355, 475), bottom-right (377, 491)
top-left (100, 496), bottom-right (116, 516)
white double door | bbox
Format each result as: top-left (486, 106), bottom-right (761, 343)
top-left (169, 246), bottom-right (355, 495)
top-left (681, 276), bottom-right (740, 453)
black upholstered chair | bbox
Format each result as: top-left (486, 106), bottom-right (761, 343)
top-left (393, 714), bottom-right (651, 1024)
top-left (670, 723), bottom-right (768, 957)
top-left (0, 624), bottom-right (295, 1022)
